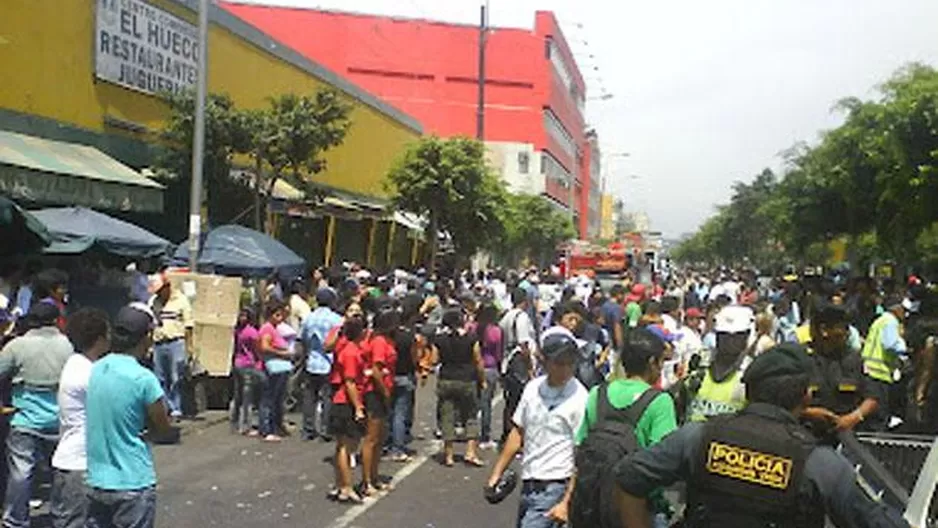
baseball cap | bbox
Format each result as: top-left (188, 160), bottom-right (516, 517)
top-left (541, 331), bottom-right (579, 361)
top-left (713, 305), bottom-right (755, 334)
top-left (315, 287), bottom-right (337, 307)
top-left (646, 324), bottom-right (676, 343)
top-left (28, 300), bottom-right (61, 327)
top-left (147, 273), bottom-right (169, 294)
top-left (742, 342), bottom-right (812, 385)
top-left (113, 303), bottom-right (158, 343)
top-left (685, 307), bottom-right (703, 319)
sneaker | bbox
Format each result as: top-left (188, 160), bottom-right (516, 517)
top-left (479, 441), bottom-right (498, 451)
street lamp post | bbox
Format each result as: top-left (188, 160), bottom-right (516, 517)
top-left (188, 0), bottom-right (210, 271)
top-left (476, 1), bottom-right (489, 140)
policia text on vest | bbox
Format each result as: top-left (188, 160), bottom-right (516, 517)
top-left (706, 441), bottom-right (793, 490)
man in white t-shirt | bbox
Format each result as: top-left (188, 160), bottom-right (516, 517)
top-left (498, 287), bottom-right (538, 444)
top-left (51, 308), bottom-right (110, 528)
top-left (488, 332), bottom-right (588, 528)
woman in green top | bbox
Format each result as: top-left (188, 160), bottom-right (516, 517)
top-left (575, 327), bottom-right (678, 527)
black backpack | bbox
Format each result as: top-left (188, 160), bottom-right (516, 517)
top-left (575, 342), bottom-right (604, 389)
top-left (571, 385), bottom-right (662, 528)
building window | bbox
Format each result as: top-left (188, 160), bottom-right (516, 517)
top-left (543, 109), bottom-right (577, 161)
top-left (518, 152), bottom-right (530, 174)
top-left (542, 151), bottom-right (571, 189)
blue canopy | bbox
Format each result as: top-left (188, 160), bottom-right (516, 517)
top-left (0, 196), bottom-right (50, 256)
top-left (173, 224), bottom-right (306, 278)
top-left (32, 207), bottom-right (170, 258)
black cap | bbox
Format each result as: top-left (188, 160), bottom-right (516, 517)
top-left (28, 300), bottom-right (61, 327)
top-left (541, 332), bottom-right (578, 361)
top-left (113, 303), bottom-right (158, 342)
top-left (315, 287), bottom-right (337, 307)
top-left (742, 342), bottom-right (813, 385)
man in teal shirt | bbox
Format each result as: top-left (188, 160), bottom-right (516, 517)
top-left (86, 304), bottom-right (173, 528)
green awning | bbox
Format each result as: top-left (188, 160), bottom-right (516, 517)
top-left (0, 130), bottom-right (163, 213)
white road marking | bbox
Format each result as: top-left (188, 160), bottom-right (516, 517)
top-left (326, 393), bottom-right (505, 528)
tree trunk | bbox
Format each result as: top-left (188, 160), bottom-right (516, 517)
top-left (428, 210), bottom-right (439, 272)
top-left (264, 171), bottom-right (280, 236)
top-left (254, 152), bottom-right (263, 232)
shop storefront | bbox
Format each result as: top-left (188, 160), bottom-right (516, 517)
top-left (0, 0), bottom-right (424, 266)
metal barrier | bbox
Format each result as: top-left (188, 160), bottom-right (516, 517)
top-left (847, 432), bottom-right (938, 527)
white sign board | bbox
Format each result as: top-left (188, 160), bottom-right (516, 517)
top-left (95, 0), bottom-right (200, 95)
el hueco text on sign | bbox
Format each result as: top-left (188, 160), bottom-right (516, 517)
top-left (98, 2), bottom-right (199, 94)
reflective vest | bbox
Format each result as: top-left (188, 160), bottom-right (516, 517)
top-left (861, 313), bottom-right (899, 384)
top-left (688, 370), bottom-right (747, 422)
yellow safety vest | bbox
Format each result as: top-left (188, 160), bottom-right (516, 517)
top-left (861, 313), bottom-right (899, 384)
top-left (688, 370), bottom-right (746, 422)
top-left (795, 324), bottom-right (811, 345)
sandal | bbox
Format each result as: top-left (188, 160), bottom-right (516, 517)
top-left (375, 481), bottom-right (394, 493)
top-left (337, 491), bottom-right (364, 504)
top-left (360, 484), bottom-right (381, 497)
top-left (443, 458), bottom-right (455, 468)
top-left (463, 456), bottom-right (485, 468)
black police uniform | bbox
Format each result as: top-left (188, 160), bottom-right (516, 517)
top-left (614, 403), bottom-right (909, 528)
top-left (806, 344), bottom-right (873, 441)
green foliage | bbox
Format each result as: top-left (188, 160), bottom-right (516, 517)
top-left (385, 136), bottom-right (507, 265)
top-left (262, 90), bottom-right (353, 187)
top-left (157, 88), bottom-right (353, 233)
top-left (157, 92), bottom-right (254, 230)
top-left (499, 193), bottom-right (576, 266)
top-left (674, 63), bottom-right (938, 272)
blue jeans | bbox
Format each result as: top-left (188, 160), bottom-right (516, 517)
top-left (85, 486), bottom-right (156, 528)
top-left (153, 339), bottom-right (186, 416)
top-left (517, 480), bottom-right (567, 528)
top-left (301, 373), bottom-right (332, 440)
top-left (50, 469), bottom-right (87, 528)
top-left (479, 368), bottom-right (499, 443)
top-left (388, 375), bottom-right (415, 455)
top-left (260, 372), bottom-right (289, 437)
top-left (230, 368), bottom-right (266, 433)
top-left (3, 428), bottom-right (58, 528)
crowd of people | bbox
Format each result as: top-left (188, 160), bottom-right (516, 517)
top-left (0, 259), bottom-right (930, 527)
top-left (224, 262), bottom-right (926, 528)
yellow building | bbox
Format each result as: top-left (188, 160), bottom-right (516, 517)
top-left (0, 0), bottom-right (424, 267)
top-left (600, 193), bottom-right (615, 240)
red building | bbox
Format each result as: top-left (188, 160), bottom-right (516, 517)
top-left (222, 3), bottom-right (594, 239)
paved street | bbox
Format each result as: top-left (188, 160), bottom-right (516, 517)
top-left (150, 379), bottom-right (517, 528)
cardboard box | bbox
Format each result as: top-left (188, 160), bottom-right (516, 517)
top-left (167, 272), bottom-right (242, 377)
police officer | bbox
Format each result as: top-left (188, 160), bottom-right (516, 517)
top-left (613, 343), bottom-right (909, 528)
top-left (679, 305), bottom-right (753, 422)
top-left (801, 302), bottom-right (879, 442)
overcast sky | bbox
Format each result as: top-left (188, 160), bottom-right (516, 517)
top-left (234, 0), bottom-right (938, 237)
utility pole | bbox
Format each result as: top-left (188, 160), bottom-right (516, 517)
top-left (188, 0), bottom-right (210, 270)
top-left (476, 1), bottom-right (488, 140)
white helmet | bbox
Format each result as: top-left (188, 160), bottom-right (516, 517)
top-left (713, 305), bottom-right (755, 334)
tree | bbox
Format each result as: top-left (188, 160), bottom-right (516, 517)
top-left (385, 136), bottom-right (507, 268)
top-left (674, 63), bottom-right (938, 275)
top-left (499, 193), bottom-right (576, 266)
top-left (262, 90), bottom-right (353, 193)
top-left (158, 92), bottom-right (254, 232)
top-left (255, 90), bottom-right (353, 233)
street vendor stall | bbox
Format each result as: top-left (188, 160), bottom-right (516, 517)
top-left (0, 196), bottom-right (49, 256)
top-left (172, 224), bottom-right (306, 279)
top-left (31, 206), bottom-right (170, 258)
